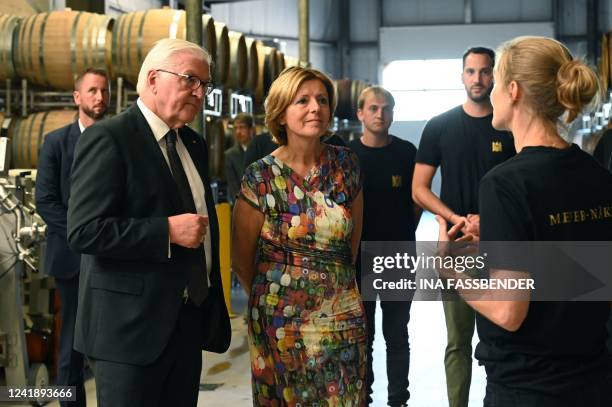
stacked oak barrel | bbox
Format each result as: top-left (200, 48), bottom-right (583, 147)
top-left (0, 8), bottom-right (369, 172)
top-left (1, 10), bottom-right (111, 168)
top-left (0, 8), bottom-right (295, 174)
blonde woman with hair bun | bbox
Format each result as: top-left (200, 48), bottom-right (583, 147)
top-left (437, 36), bottom-right (612, 407)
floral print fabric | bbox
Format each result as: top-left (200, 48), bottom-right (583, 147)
top-left (239, 145), bottom-right (367, 407)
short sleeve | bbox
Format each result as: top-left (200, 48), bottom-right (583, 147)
top-left (416, 117), bottom-right (442, 166)
top-left (479, 172), bottom-right (532, 272)
top-left (479, 173), bottom-right (531, 241)
top-left (237, 161), bottom-right (267, 213)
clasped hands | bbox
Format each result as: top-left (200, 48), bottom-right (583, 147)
top-left (436, 215), bottom-right (479, 279)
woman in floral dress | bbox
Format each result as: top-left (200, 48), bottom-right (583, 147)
top-left (232, 66), bottom-right (367, 407)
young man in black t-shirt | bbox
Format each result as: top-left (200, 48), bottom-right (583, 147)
top-left (350, 86), bottom-right (421, 407)
top-left (412, 47), bottom-right (515, 407)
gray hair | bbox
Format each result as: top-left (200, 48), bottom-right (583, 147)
top-left (136, 38), bottom-right (212, 94)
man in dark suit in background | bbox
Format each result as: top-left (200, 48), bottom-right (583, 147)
top-left (224, 112), bottom-right (254, 204)
top-left (67, 38), bottom-right (231, 407)
top-left (35, 67), bottom-right (110, 407)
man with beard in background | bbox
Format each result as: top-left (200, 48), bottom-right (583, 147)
top-left (412, 48), bottom-right (516, 407)
top-left (36, 68), bottom-right (110, 407)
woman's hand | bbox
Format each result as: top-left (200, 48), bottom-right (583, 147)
top-left (436, 215), bottom-right (478, 278)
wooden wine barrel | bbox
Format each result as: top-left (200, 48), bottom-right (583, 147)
top-left (0, 112), bottom-right (13, 139)
top-left (205, 118), bottom-right (225, 179)
top-left (14, 10), bottom-right (113, 90)
top-left (225, 31), bottom-right (246, 90)
top-left (275, 51), bottom-right (286, 76)
top-left (10, 110), bottom-right (77, 168)
top-left (213, 22), bottom-right (230, 86)
top-left (201, 14), bottom-right (217, 71)
top-left (113, 9), bottom-right (186, 86)
top-left (244, 37), bottom-right (263, 99)
top-left (0, 14), bottom-right (21, 82)
top-left (335, 79), bottom-right (367, 120)
top-left (263, 46), bottom-right (278, 94)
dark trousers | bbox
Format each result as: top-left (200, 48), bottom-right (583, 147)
top-left (55, 275), bottom-right (86, 407)
top-left (89, 302), bottom-right (204, 407)
top-left (483, 376), bottom-right (612, 407)
top-left (363, 300), bottom-right (412, 407)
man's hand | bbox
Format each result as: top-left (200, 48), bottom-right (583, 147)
top-left (168, 214), bottom-right (209, 248)
top-left (449, 213), bottom-right (480, 241)
top-left (436, 215), bottom-right (478, 274)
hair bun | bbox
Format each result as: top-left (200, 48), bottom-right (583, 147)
top-left (556, 59), bottom-right (600, 123)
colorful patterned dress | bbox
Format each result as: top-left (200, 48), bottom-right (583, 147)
top-left (238, 144), bottom-right (367, 407)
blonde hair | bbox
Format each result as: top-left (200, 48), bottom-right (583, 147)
top-left (358, 86), bottom-right (395, 110)
top-left (264, 66), bottom-right (336, 145)
top-left (495, 36), bottom-right (600, 125)
top-left (136, 38), bottom-right (212, 95)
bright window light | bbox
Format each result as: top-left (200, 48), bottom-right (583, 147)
top-left (383, 59), bottom-right (465, 121)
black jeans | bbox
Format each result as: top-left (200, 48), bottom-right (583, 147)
top-left (363, 300), bottom-right (412, 407)
top-left (484, 376), bottom-right (612, 407)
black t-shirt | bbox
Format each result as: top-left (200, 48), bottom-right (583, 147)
top-left (476, 144), bottom-right (612, 394)
top-left (594, 129), bottom-right (612, 173)
top-left (416, 105), bottom-right (515, 215)
top-left (349, 136), bottom-right (417, 242)
top-left (244, 132), bottom-right (347, 167)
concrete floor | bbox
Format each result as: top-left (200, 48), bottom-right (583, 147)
top-left (48, 213), bottom-right (488, 406)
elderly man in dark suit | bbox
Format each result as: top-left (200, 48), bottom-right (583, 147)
top-left (35, 67), bottom-right (110, 407)
top-left (224, 113), bottom-right (254, 203)
top-left (67, 38), bottom-right (231, 407)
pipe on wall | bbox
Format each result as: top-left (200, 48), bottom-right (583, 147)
top-left (185, 0), bottom-right (204, 136)
top-left (586, 0), bottom-right (598, 65)
top-left (299, 0), bottom-right (309, 66)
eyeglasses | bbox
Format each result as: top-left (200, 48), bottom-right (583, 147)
top-left (155, 69), bottom-right (214, 95)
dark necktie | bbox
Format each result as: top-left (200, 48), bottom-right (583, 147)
top-left (166, 130), bottom-right (208, 305)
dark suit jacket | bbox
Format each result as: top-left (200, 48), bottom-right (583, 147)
top-left (67, 104), bottom-right (231, 366)
top-left (35, 121), bottom-right (81, 279)
top-left (223, 143), bottom-right (246, 203)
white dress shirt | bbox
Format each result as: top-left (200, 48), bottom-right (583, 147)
top-left (136, 98), bottom-right (212, 284)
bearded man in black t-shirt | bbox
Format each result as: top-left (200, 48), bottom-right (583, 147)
top-left (350, 86), bottom-right (421, 407)
top-left (412, 47), bottom-right (515, 407)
